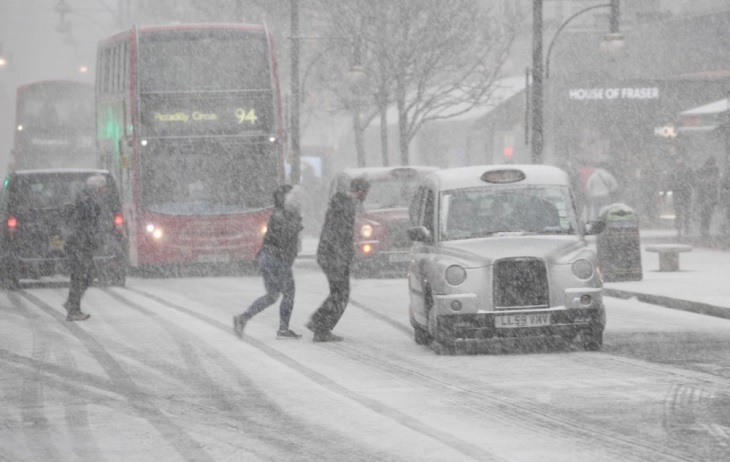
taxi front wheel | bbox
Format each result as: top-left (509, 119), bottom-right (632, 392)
top-left (413, 324), bottom-right (432, 345)
top-left (582, 328), bottom-right (604, 351)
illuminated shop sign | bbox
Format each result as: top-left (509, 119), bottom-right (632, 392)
top-left (568, 87), bottom-right (660, 101)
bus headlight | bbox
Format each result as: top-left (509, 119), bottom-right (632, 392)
top-left (445, 265), bottom-right (467, 286)
top-left (360, 224), bottom-right (374, 239)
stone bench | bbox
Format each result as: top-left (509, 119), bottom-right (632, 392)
top-left (645, 244), bottom-right (693, 272)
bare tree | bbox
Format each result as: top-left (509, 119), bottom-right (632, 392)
top-left (311, 0), bottom-right (517, 165)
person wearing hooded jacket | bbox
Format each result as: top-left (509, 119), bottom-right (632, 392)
top-left (64, 175), bottom-right (108, 321)
top-left (233, 184), bottom-right (304, 339)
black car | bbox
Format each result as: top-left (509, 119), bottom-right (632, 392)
top-left (0, 169), bottom-right (127, 289)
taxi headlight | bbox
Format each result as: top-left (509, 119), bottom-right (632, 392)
top-left (360, 224), bottom-right (374, 239)
top-left (445, 265), bottom-right (467, 286)
top-left (572, 259), bottom-right (594, 280)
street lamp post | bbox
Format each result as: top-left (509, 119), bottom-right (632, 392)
top-left (532, 0), bottom-right (621, 164)
top-left (530, 0), bottom-right (544, 164)
top-left (290, 0), bottom-right (301, 184)
top-left (289, 0), bottom-right (366, 180)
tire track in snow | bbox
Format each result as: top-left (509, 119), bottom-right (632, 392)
top-left (123, 285), bottom-right (503, 462)
top-left (128, 280), bottom-right (705, 461)
top-left (17, 289), bottom-right (216, 462)
top-left (5, 292), bottom-right (61, 461)
top-left (102, 287), bottom-right (396, 462)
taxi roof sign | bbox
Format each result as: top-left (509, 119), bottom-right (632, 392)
top-left (480, 169), bottom-right (526, 184)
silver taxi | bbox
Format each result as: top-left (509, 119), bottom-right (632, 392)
top-left (407, 165), bottom-right (606, 353)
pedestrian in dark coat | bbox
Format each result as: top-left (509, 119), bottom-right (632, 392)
top-left (233, 184), bottom-right (304, 339)
top-left (669, 159), bottom-right (693, 238)
top-left (64, 175), bottom-right (108, 321)
top-left (306, 176), bottom-right (370, 342)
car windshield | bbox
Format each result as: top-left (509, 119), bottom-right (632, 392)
top-left (9, 174), bottom-right (118, 211)
top-left (440, 185), bottom-right (577, 241)
top-left (362, 178), bottom-right (420, 211)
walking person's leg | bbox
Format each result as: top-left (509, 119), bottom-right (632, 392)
top-left (66, 253), bottom-right (83, 311)
top-left (276, 265), bottom-right (301, 339)
top-left (233, 253), bottom-right (281, 337)
top-left (65, 251), bottom-right (92, 321)
top-left (309, 265), bottom-right (350, 342)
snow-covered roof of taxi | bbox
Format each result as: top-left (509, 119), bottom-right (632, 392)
top-left (339, 166), bottom-right (440, 181)
top-left (428, 164), bottom-right (570, 191)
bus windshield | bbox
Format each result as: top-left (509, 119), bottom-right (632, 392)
top-left (17, 83), bottom-right (94, 134)
top-left (140, 142), bottom-right (278, 215)
top-left (138, 29), bottom-right (271, 92)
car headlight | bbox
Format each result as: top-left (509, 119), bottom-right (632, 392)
top-left (360, 223), bottom-right (374, 239)
top-left (146, 223), bottom-right (164, 240)
top-left (572, 259), bottom-right (594, 280)
top-left (445, 265), bottom-right (467, 286)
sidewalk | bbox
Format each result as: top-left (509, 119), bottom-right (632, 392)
top-left (297, 230), bottom-right (730, 320)
top-left (602, 229), bottom-right (730, 320)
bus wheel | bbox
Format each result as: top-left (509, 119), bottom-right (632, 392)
top-left (1, 275), bottom-right (20, 291)
top-left (1, 259), bottom-right (20, 291)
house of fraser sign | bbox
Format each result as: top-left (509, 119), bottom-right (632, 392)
top-left (568, 87), bottom-right (660, 101)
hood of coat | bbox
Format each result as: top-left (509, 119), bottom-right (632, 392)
top-left (273, 184), bottom-right (294, 209)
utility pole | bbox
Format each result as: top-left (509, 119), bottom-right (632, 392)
top-left (610, 0), bottom-right (620, 33)
top-left (531, 0), bottom-right (544, 164)
top-left (290, 0), bottom-right (301, 184)
top-left (352, 34), bottom-right (365, 167)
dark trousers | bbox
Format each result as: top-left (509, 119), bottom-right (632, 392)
top-left (66, 249), bottom-right (95, 311)
top-left (308, 263), bottom-right (350, 334)
top-left (241, 251), bottom-right (295, 331)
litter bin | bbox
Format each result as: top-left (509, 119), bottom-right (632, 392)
top-left (596, 203), bottom-right (642, 282)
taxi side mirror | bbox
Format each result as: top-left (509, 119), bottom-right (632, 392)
top-left (585, 220), bottom-right (606, 235)
top-left (407, 226), bottom-right (432, 243)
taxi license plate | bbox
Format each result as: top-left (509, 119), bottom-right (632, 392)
top-left (197, 254), bottom-right (230, 263)
top-left (388, 253), bottom-right (410, 263)
top-left (495, 313), bottom-right (551, 328)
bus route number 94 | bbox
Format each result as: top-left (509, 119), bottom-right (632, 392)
top-left (235, 108), bottom-right (258, 125)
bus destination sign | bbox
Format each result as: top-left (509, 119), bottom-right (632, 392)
top-left (140, 93), bottom-right (272, 137)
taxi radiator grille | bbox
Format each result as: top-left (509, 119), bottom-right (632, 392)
top-left (493, 258), bottom-right (549, 310)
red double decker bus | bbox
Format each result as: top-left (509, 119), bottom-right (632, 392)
top-left (11, 80), bottom-right (96, 171)
top-left (96, 24), bottom-right (285, 270)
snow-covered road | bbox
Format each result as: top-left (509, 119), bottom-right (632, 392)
top-left (1, 267), bottom-right (729, 461)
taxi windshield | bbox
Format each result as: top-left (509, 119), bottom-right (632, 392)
top-left (440, 185), bottom-right (577, 241)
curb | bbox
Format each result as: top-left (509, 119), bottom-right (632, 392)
top-left (603, 287), bottom-right (730, 320)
